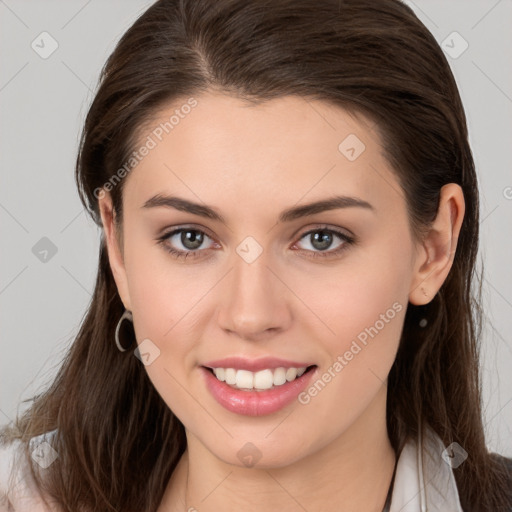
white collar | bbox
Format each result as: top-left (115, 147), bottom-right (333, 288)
top-left (390, 427), bottom-right (464, 511)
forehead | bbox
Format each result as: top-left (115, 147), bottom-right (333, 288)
top-left (123, 91), bottom-right (404, 222)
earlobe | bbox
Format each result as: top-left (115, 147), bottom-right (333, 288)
top-left (408, 183), bottom-right (465, 306)
top-left (98, 191), bottom-right (132, 311)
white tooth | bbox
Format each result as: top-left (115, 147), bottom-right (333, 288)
top-left (225, 368), bottom-right (237, 385)
top-left (213, 368), bottom-right (225, 381)
top-left (236, 369), bottom-right (254, 389)
top-left (254, 369), bottom-right (274, 390)
top-left (273, 367), bottom-right (287, 386)
top-left (296, 367), bottom-right (306, 377)
top-left (214, 366), bottom-right (306, 388)
top-left (285, 368), bottom-right (298, 382)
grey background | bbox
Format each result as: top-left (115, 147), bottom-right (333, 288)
top-left (1, 0), bottom-right (511, 456)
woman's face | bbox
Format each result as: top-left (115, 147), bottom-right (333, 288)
top-left (100, 91), bottom-right (425, 467)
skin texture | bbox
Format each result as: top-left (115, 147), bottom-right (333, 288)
top-left (99, 91), bottom-right (465, 511)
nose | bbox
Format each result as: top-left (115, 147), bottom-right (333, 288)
top-left (216, 249), bottom-right (292, 341)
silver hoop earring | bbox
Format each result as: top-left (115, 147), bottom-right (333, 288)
top-left (115, 310), bottom-right (133, 352)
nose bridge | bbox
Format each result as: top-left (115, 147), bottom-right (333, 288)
top-left (217, 241), bottom-right (290, 338)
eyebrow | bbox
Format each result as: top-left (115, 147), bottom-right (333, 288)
top-left (141, 194), bottom-right (375, 223)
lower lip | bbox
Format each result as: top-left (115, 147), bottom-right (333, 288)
top-left (201, 366), bottom-right (317, 416)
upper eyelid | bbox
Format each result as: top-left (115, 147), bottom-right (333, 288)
top-left (160, 224), bottom-right (217, 242)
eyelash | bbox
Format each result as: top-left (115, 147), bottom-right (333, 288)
top-left (156, 225), bottom-right (356, 261)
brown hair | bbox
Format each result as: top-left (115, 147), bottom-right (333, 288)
top-left (1, 0), bottom-right (511, 510)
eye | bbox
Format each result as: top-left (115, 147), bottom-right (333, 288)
top-left (156, 225), bottom-right (356, 261)
top-left (292, 227), bottom-right (355, 259)
top-left (156, 227), bottom-right (217, 260)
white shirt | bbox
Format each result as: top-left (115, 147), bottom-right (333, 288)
top-left (1, 427), bottom-right (463, 511)
top-left (390, 426), bottom-right (464, 511)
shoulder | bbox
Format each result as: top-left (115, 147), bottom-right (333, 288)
top-left (490, 452), bottom-right (512, 506)
top-left (491, 452), bottom-right (512, 473)
top-left (0, 430), bottom-right (59, 512)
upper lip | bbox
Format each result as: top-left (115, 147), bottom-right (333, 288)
top-left (202, 356), bottom-right (315, 372)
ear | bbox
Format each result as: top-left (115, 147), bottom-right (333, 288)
top-left (98, 190), bottom-right (132, 311)
top-left (409, 183), bottom-right (465, 305)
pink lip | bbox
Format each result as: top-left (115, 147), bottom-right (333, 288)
top-left (202, 356), bottom-right (314, 372)
top-left (201, 365), bottom-right (318, 416)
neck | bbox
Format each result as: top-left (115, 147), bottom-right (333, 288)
top-left (161, 384), bottom-right (396, 512)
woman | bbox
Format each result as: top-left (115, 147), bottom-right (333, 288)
top-left (1, 0), bottom-right (511, 510)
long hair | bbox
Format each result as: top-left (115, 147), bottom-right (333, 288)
top-left (1, 0), bottom-right (510, 510)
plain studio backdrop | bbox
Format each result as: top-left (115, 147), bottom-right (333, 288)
top-left (0, 0), bottom-right (511, 456)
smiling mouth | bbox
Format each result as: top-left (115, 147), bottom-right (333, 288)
top-left (203, 365), bottom-right (317, 391)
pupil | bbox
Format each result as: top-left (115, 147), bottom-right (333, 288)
top-left (182, 230), bottom-right (203, 250)
top-left (312, 231), bottom-right (332, 251)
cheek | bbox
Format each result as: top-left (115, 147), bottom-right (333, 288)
top-left (289, 240), bottom-right (410, 414)
top-left (292, 271), bottom-right (407, 448)
top-left (124, 256), bottom-right (208, 425)
top-left (125, 240), bottom-right (207, 342)
top-left (294, 248), bottom-right (408, 352)
top-left (311, 278), bottom-right (404, 398)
